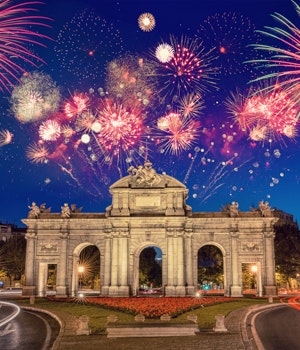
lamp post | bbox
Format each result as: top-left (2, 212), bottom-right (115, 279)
top-left (78, 265), bottom-right (84, 292)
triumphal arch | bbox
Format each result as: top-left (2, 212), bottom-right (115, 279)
top-left (22, 161), bottom-right (278, 298)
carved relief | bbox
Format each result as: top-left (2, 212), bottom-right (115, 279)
top-left (40, 241), bottom-right (58, 253)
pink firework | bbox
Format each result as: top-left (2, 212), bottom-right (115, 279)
top-left (39, 119), bottom-right (61, 141)
top-left (152, 35), bottom-right (218, 102)
top-left (96, 102), bottom-right (144, 157)
top-left (0, 1), bottom-right (51, 92)
top-left (156, 112), bottom-right (201, 155)
top-left (64, 94), bottom-right (88, 119)
top-left (227, 87), bottom-right (299, 142)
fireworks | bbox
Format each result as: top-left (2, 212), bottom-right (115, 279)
top-left (97, 101), bottom-right (144, 157)
top-left (106, 54), bottom-right (154, 108)
top-left (55, 9), bottom-right (124, 83)
top-left (138, 13), bottom-right (156, 32)
top-left (64, 94), bottom-right (88, 119)
top-left (0, 129), bottom-right (13, 146)
top-left (26, 142), bottom-right (49, 164)
top-left (155, 43), bottom-right (174, 63)
top-left (197, 12), bottom-right (262, 77)
top-left (226, 87), bottom-right (299, 143)
top-left (156, 112), bottom-right (201, 155)
top-left (10, 71), bottom-right (61, 123)
top-left (150, 35), bottom-right (219, 103)
top-left (176, 93), bottom-right (204, 118)
top-left (39, 120), bottom-right (61, 141)
top-left (0, 0), bottom-right (51, 92)
top-left (248, 5), bottom-right (300, 106)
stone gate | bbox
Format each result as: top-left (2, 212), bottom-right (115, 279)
top-left (22, 161), bottom-right (278, 297)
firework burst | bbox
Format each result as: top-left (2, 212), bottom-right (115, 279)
top-left (226, 86), bottom-right (299, 143)
top-left (176, 93), bottom-right (204, 118)
top-left (0, 1), bottom-right (52, 92)
top-left (39, 120), bottom-right (61, 141)
top-left (155, 43), bottom-right (174, 63)
top-left (26, 141), bottom-right (49, 163)
top-left (64, 93), bottom-right (88, 119)
top-left (156, 112), bottom-right (201, 155)
top-left (106, 54), bottom-right (154, 109)
top-left (248, 2), bottom-right (300, 106)
top-left (55, 9), bottom-right (124, 83)
top-left (96, 101), bottom-right (145, 159)
top-left (197, 12), bottom-right (262, 77)
top-left (150, 35), bottom-right (219, 103)
top-left (10, 71), bottom-right (61, 123)
top-left (138, 13), bottom-right (156, 32)
top-left (0, 129), bottom-right (13, 146)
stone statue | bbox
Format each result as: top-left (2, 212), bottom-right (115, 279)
top-left (28, 202), bottom-right (40, 218)
top-left (128, 160), bottom-right (161, 186)
top-left (61, 203), bottom-right (71, 218)
top-left (258, 200), bottom-right (272, 217)
top-left (229, 201), bottom-right (239, 217)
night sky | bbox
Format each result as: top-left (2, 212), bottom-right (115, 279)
top-left (1, 0), bottom-right (299, 227)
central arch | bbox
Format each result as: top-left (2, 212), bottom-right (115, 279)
top-left (197, 241), bottom-right (226, 294)
top-left (132, 242), bottom-right (164, 296)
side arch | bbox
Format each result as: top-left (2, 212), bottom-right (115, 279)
top-left (71, 242), bottom-right (101, 296)
top-left (195, 241), bottom-right (227, 295)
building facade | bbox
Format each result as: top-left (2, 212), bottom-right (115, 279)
top-left (22, 162), bottom-right (278, 297)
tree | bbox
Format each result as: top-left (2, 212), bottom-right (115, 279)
top-left (274, 222), bottom-right (300, 286)
top-left (0, 235), bottom-right (26, 285)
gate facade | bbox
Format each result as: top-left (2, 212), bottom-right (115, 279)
top-left (22, 161), bottom-right (278, 297)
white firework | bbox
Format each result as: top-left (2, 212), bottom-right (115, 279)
top-left (10, 72), bottom-right (61, 124)
top-left (155, 43), bottom-right (174, 63)
top-left (39, 120), bottom-right (61, 141)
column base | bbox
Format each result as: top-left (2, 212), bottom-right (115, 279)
top-left (108, 286), bottom-right (130, 297)
top-left (230, 285), bottom-right (242, 297)
top-left (165, 285), bottom-right (187, 296)
top-left (22, 285), bottom-right (36, 296)
top-left (56, 285), bottom-right (68, 298)
top-left (101, 286), bottom-right (110, 296)
top-left (186, 285), bottom-right (196, 296)
top-left (264, 285), bottom-right (277, 296)
top-left (165, 285), bottom-right (176, 296)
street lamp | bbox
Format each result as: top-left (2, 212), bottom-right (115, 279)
top-left (78, 265), bottom-right (84, 291)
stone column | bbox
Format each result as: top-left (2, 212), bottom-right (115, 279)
top-left (264, 229), bottom-right (277, 295)
top-left (111, 235), bottom-right (119, 287)
top-left (23, 227), bottom-right (37, 296)
top-left (101, 234), bottom-right (112, 296)
top-left (184, 228), bottom-right (194, 295)
top-left (165, 232), bottom-right (175, 296)
top-left (118, 232), bottom-right (129, 296)
top-left (56, 223), bottom-right (69, 298)
top-left (176, 233), bottom-right (186, 296)
top-left (230, 230), bottom-right (242, 296)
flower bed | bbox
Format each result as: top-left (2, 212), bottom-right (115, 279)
top-left (81, 296), bottom-right (236, 318)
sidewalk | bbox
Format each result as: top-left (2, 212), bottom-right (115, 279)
top-left (48, 306), bottom-right (253, 350)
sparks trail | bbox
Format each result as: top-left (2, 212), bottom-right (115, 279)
top-left (183, 147), bottom-right (200, 184)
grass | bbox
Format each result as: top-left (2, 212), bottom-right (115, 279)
top-left (11, 297), bottom-right (271, 334)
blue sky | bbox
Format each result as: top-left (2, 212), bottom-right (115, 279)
top-left (1, 0), bottom-right (299, 226)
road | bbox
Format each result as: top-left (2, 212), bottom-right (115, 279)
top-left (0, 304), bottom-right (60, 350)
top-left (254, 304), bottom-right (300, 350)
